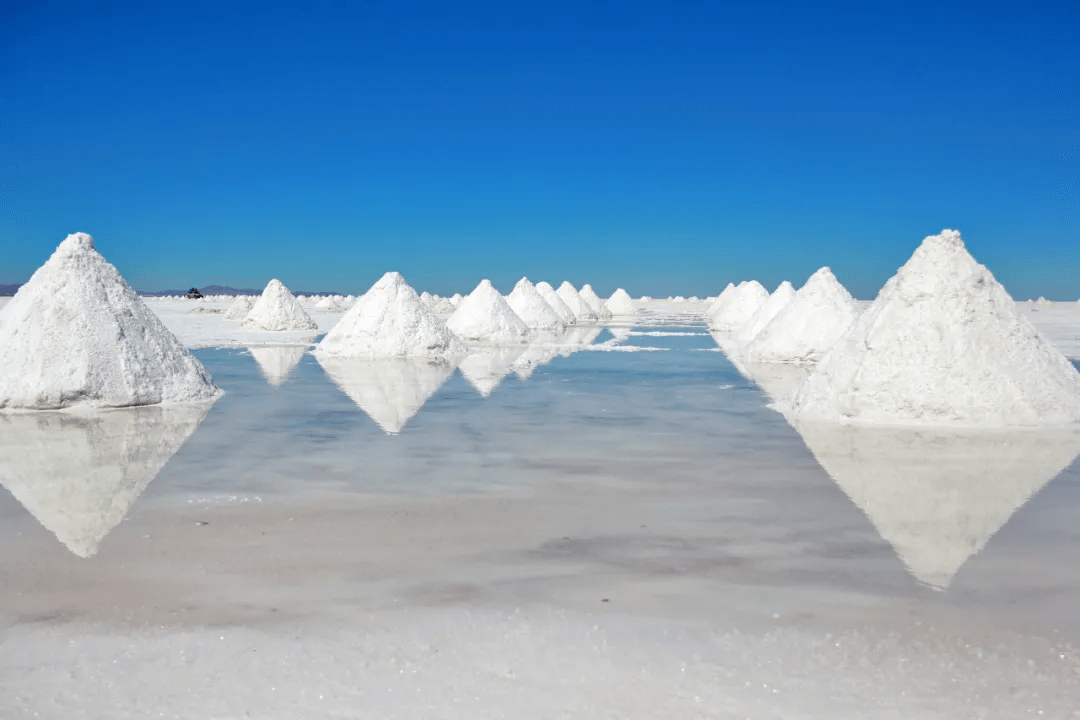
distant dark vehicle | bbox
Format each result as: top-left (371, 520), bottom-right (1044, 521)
top-left (186, 287), bottom-right (203, 299)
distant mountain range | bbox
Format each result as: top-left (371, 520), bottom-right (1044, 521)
top-left (0, 284), bottom-right (20, 296)
top-left (0, 283), bottom-right (342, 297)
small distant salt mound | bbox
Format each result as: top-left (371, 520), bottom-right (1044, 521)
top-left (315, 295), bottom-right (343, 311)
top-left (790, 229), bottom-right (1080, 427)
top-left (315, 272), bottom-right (464, 359)
top-left (640, 295), bottom-right (652, 301)
top-left (242, 279), bottom-right (318, 331)
top-left (224, 295), bottom-right (256, 320)
top-left (447, 280), bottom-right (532, 344)
top-left (556, 282), bottom-right (599, 322)
top-left (672, 296), bottom-right (686, 303)
top-left (506, 278), bottom-right (566, 332)
top-left (0, 232), bottom-right (220, 410)
top-left (534, 282), bottom-right (576, 325)
top-left (419, 291), bottom-right (433, 306)
top-left (249, 346), bottom-right (307, 386)
top-left (1036, 297), bottom-right (1051, 306)
top-left (734, 281), bottom-right (796, 346)
top-left (449, 293), bottom-right (463, 307)
top-left (605, 288), bottom-right (637, 316)
top-left (707, 281), bottom-right (769, 331)
top-left (579, 284), bottom-right (613, 321)
top-left (745, 267), bottom-right (860, 364)
top-left (188, 305), bottom-right (222, 314)
top-left (689, 296), bottom-right (700, 302)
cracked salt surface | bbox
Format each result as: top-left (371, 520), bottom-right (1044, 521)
top-left (3, 322), bottom-right (1080, 717)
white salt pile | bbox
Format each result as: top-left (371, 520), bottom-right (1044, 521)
top-left (605, 288), bottom-right (637, 316)
top-left (556, 281), bottom-right (599, 322)
top-left (733, 281), bottom-right (795, 346)
top-left (707, 281), bottom-right (769, 331)
top-left (506, 278), bottom-right (566, 332)
top-left (447, 280), bottom-right (532, 344)
top-left (315, 272), bottom-right (464, 359)
top-left (315, 295), bottom-right (343, 311)
top-left (534, 281), bottom-right (577, 325)
top-left (579, 284), bottom-right (613, 321)
top-left (242, 279), bottom-right (319, 332)
top-left (790, 229), bottom-right (1080, 427)
top-left (0, 233), bottom-right (220, 410)
top-left (449, 293), bottom-right (463, 307)
top-left (744, 267), bottom-right (860, 364)
top-left (419, 291), bottom-right (433, 306)
top-left (224, 295), bottom-right (256, 321)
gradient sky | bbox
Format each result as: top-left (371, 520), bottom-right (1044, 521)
top-left (3, 0), bottom-right (1077, 299)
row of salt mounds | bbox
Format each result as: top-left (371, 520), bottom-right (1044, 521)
top-left (241, 279), bottom-right (319, 331)
top-left (534, 281), bottom-right (576, 324)
top-left (316, 272), bottom-right (463, 359)
top-left (707, 280), bottom-right (769, 330)
top-left (745, 267), bottom-right (860, 364)
top-left (506, 278), bottom-right (566, 332)
top-left (605, 288), bottom-right (637, 316)
top-left (733, 281), bottom-right (796, 347)
top-left (557, 281), bottom-right (599, 322)
top-left (0, 233), bottom-right (220, 410)
top-left (315, 295), bottom-right (344, 311)
top-left (579, 284), bottom-right (613, 321)
top-left (224, 295), bottom-right (256, 320)
top-left (790, 229), bottom-right (1080, 428)
top-left (447, 280), bottom-right (532, 344)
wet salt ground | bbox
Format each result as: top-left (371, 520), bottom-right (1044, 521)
top-left (3, 326), bottom-right (1080, 717)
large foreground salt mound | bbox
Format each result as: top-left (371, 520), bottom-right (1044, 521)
top-left (734, 281), bottom-right (795, 346)
top-left (447, 280), bottom-right (532, 344)
top-left (790, 229), bottom-right (1080, 427)
top-left (506, 278), bottom-right (566, 332)
top-left (745, 267), bottom-right (859, 364)
top-left (606, 288), bottom-right (636, 317)
top-left (315, 272), bottom-right (464, 360)
top-left (242, 279), bottom-right (319, 332)
top-left (224, 295), bottom-right (256, 321)
top-left (0, 233), bottom-right (220, 409)
top-left (556, 282), bottom-right (599, 322)
top-left (579, 284), bottom-right (613, 321)
top-left (707, 281), bottom-right (769, 331)
top-left (534, 282), bottom-right (576, 324)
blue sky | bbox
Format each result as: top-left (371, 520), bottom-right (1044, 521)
top-left (3, 0), bottom-right (1077, 299)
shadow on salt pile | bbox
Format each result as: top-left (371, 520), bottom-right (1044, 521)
top-left (792, 420), bottom-right (1080, 591)
top-left (0, 402), bottom-right (215, 558)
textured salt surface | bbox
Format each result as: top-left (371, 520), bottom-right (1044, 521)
top-left (506, 278), bottom-right (566, 332)
top-left (745, 267), bottom-right (859, 364)
top-left (316, 272), bottom-right (464, 359)
top-left (242, 279), bottom-right (318, 332)
top-left (556, 281), bottom-right (599, 322)
top-left (0, 233), bottom-right (220, 409)
top-left (790, 230), bottom-right (1080, 427)
top-left (447, 280), bottom-right (532, 344)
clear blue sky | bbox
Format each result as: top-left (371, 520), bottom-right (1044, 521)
top-left (3, 0), bottom-right (1077, 299)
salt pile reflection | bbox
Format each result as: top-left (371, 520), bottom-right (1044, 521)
top-left (458, 347), bottom-right (525, 397)
top-left (248, 345), bottom-right (308, 387)
top-left (794, 420), bottom-right (1080, 590)
top-left (0, 402), bottom-right (214, 557)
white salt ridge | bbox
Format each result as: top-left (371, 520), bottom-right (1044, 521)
top-left (0, 233), bottom-right (220, 410)
top-left (315, 272), bottom-right (464, 360)
top-left (534, 281), bottom-right (576, 325)
top-left (707, 281), bottom-right (769, 331)
top-left (242, 280), bottom-right (318, 332)
top-left (790, 229), bottom-right (1080, 427)
top-left (224, 295), bottom-right (256, 321)
top-left (557, 282), bottom-right (599, 322)
top-left (506, 278), bottom-right (566, 332)
top-left (734, 281), bottom-right (795, 346)
top-left (447, 280), bottom-right (533, 345)
top-left (579, 284), bottom-right (613, 321)
top-left (745, 267), bottom-right (860, 364)
top-left (605, 288), bottom-right (637, 316)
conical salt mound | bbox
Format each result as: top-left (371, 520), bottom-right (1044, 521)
top-left (795, 420), bottom-right (1080, 590)
top-left (242, 279), bottom-right (318, 331)
top-left (790, 230), bottom-right (1080, 427)
top-left (446, 280), bottom-right (532, 344)
top-left (316, 355), bottom-right (457, 434)
top-left (706, 283), bottom-right (735, 315)
top-left (734, 281), bottom-right (795, 346)
top-left (745, 268), bottom-right (860, 364)
top-left (316, 272), bottom-right (464, 359)
top-left (579, 284), bottom-right (613, 321)
top-left (224, 295), bottom-right (256, 321)
top-left (0, 233), bottom-right (220, 409)
top-left (315, 295), bottom-right (343, 311)
top-left (459, 346), bottom-right (525, 397)
top-left (535, 282), bottom-right (576, 324)
top-left (506, 278), bottom-right (566, 332)
top-left (707, 281), bottom-right (769, 331)
top-left (556, 282), bottom-right (599, 322)
top-left (249, 346), bottom-right (307, 386)
top-left (605, 288), bottom-right (637, 317)
top-left (0, 402), bottom-right (214, 557)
